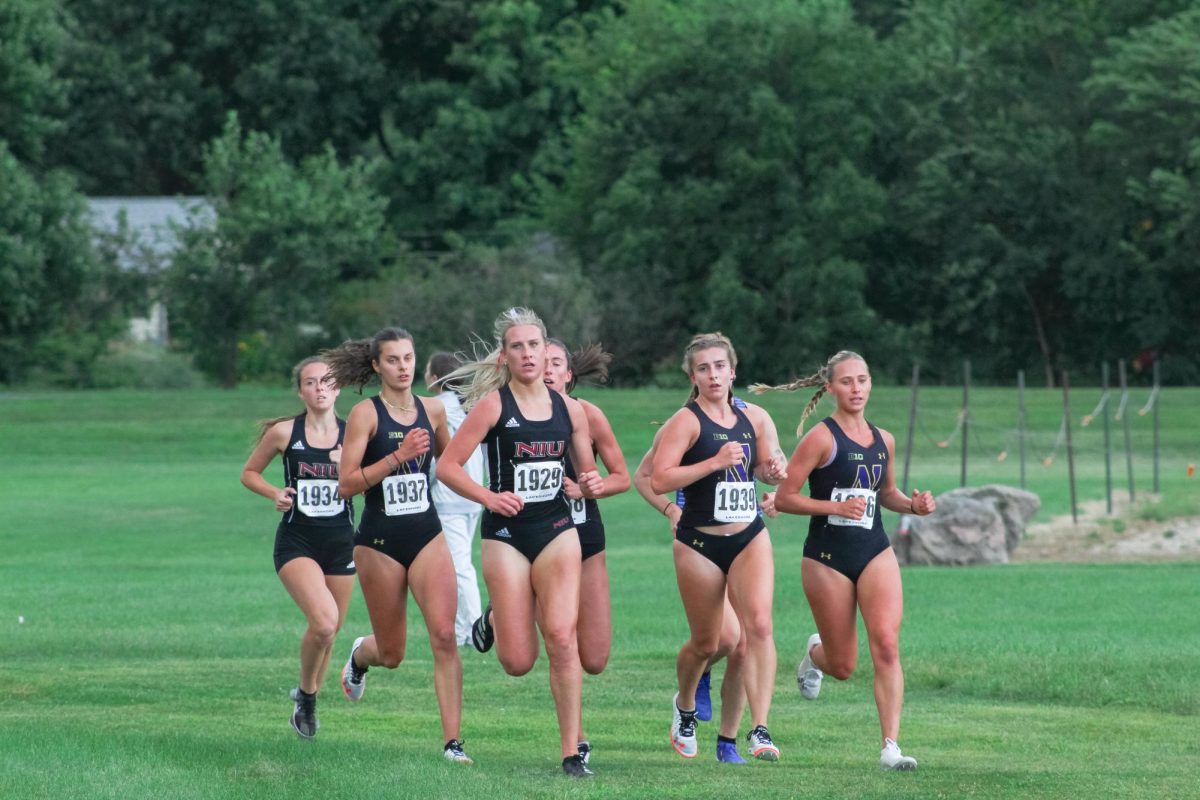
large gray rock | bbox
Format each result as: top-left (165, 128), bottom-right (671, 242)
top-left (893, 485), bottom-right (1041, 565)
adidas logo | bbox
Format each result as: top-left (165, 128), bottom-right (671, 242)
top-left (346, 561), bottom-right (355, 570)
top-left (494, 528), bottom-right (512, 539)
top-left (291, 441), bottom-right (306, 450)
top-left (504, 417), bottom-right (520, 428)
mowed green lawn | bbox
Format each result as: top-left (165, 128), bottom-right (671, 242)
top-left (2, 385), bottom-right (1198, 800)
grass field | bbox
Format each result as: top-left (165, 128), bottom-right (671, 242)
top-left (3, 385), bottom-right (1199, 799)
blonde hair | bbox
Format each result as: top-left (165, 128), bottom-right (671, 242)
top-left (443, 307), bottom-right (548, 409)
top-left (750, 350), bottom-right (866, 435)
top-left (681, 332), bottom-right (738, 406)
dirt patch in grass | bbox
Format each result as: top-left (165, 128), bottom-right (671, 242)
top-left (1015, 498), bottom-right (1200, 562)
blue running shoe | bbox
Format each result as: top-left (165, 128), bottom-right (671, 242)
top-left (717, 740), bottom-right (747, 764)
top-left (695, 671), bottom-right (713, 722)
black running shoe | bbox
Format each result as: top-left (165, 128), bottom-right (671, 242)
top-left (289, 688), bottom-right (318, 739)
top-left (562, 753), bottom-right (594, 778)
top-left (577, 740), bottom-right (592, 765)
top-left (471, 602), bottom-right (495, 653)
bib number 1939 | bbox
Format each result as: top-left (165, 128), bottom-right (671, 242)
top-left (714, 481), bottom-right (757, 523)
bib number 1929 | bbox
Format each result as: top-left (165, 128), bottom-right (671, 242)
top-left (514, 461), bottom-right (563, 503)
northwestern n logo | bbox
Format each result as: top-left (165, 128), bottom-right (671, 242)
top-left (725, 443), bottom-right (752, 482)
top-left (854, 463), bottom-right (883, 490)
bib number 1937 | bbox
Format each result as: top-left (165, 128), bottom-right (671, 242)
top-left (383, 474), bottom-right (429, 516)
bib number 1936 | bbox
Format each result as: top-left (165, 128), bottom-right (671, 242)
top-left (828, 487), bottom-right (876, 529)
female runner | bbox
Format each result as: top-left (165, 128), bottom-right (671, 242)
top-left (544, 339), bottom-right (630, 765)
top-left (755, 350), bottom-right (935, 770)
top-left (324, 328), bottom-right (471, 764)
top-left (240, 356), bottom-right (355, 739)
top-left (650, 333), bottom-right (787, 762)
top-left (436, 308), bottom-right (602, 778)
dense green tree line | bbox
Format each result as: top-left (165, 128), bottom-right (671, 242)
top-left (2, 0), bottom-right (1197, 386)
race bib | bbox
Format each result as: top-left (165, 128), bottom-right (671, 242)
top-left (714, 481), bottom-right (757, 523)
top-left (513, 461), bottom-right (563, 503)
top-left (382, 473), bottom-right (429, 516)
top-left (570, 497), bottom-right (587, 526)
top-left (828, 487), bottom-right (877, 529)
top-left (296, 479), bottom-right (344, 518)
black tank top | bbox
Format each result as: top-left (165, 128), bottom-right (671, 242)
top-left (808, 417), bottom-right (889, 537)
top-left (564, 430), bottom-right (601, 527)
top-left (360, 396), bottom-right (439, 528)
top-left (282, 413), bottom-right (352, 527)
top-left (482, 385), bottom-right (573, 523)
top-left (678, 401), bottom-right (759, 528)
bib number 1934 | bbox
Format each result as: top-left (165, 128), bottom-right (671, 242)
top-left (296, 479), bottom-right (344, 517)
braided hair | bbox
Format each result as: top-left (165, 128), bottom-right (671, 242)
top-left (750, 350), bottom-right (865, 435)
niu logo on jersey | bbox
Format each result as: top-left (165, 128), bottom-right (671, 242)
top-left (298, 463), bottom-right (339, 478)
top-left (513, 441), bottom-right (565, 458)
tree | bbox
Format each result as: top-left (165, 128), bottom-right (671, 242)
top-left (0, 0), bottom-right (67, 164)
top-left (166, 114), bottom-right (394, 387)
top-left (55, 0), bottom-right (388, 194)
top-left (1086, 6), bottom-right (1200, 382)
top-left (546, 0), bottom-right (891, 383)
top-left (0, 144), bottom-right (121, 384)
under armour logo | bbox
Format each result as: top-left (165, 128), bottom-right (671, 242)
top-left (692, 540), bottom-right (704, 549)
top-left (374, 539), bottom-right (385, 546)
top-left (821, 552), bottom-right (831, 560)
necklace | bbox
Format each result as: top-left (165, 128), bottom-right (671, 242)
top-left (380, 394), bottom-right (415, 413)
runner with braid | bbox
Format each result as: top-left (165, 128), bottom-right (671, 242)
top-left (753, 350), bottom-right (935, 771)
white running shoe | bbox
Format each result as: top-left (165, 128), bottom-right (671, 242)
top-left (796, 632), bottom-right (824, 700)
top-left (670, 692), bottom-right (698, 758)
top-left (880, 738), bottom-right (918, 771)
top-left (341, 636), bottom-right (367, 701)
top-left (746, 725), bottom-right (780, 761)
top-left (443, 739), bottom-right (473, 764)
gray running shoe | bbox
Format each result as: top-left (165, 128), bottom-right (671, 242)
top-left (341, 636), bottom-right (367, 701)
top-left (796, 632), bottom-right (824, 700)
